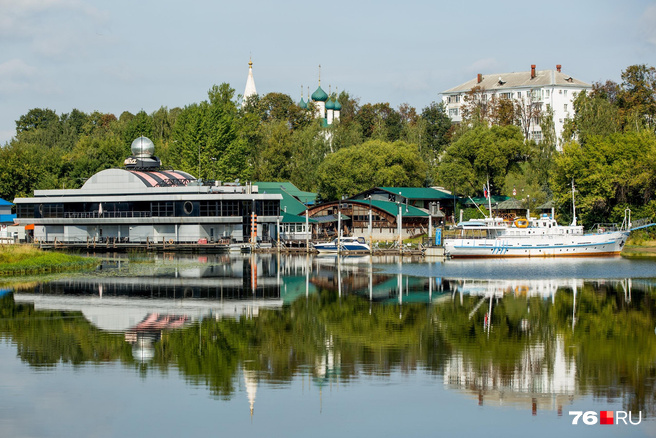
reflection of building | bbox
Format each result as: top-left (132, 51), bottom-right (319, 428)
top-left (13, 137), bottom-right (283, 245)
top-left (444, 335), bottom-right (577, 413)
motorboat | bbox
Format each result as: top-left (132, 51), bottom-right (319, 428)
top-left (313, 236), bottom-right (371, 253)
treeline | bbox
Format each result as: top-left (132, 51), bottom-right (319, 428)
top-left (0, 83), bottom-right (451, 202)
top-left (1, 64), bottom-right (655, 226)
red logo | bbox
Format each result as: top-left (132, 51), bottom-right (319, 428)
top-left (600, 411), bottom-right (614, 425)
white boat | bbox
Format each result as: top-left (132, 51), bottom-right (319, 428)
top-left (444, 181), bottom-right (631, 258)
top-left (313, 236), bottom-right (371, 253)
top-left (443, 214), bottom-right (629, 258)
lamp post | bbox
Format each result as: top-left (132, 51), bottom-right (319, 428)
top-left (397, 200), bottom-right (402, 254)
top-left (367, 195), bottom-right (372, 253)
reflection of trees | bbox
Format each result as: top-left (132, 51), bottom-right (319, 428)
top-left (1, 282), bottom-right (655, 414)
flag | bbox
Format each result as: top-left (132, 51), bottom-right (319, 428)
top-left (483, 184), bottom-right (488, 199)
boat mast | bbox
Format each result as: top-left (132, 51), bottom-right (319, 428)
top-left (487, 175), bottom-right (493, 219)
top-left (571, 179), bottom-right (577, 226)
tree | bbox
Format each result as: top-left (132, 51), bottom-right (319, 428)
top-left (562, 90), bottom-right (621, 144)
top-left (437, 124), bottom-right (526, 197)
top-left (420, 102), bottom-right (452, 155)
top-left (316, 140), bottom-right (428, 200)
top-left (618, 64), bottom-right (656, 131)
top-left (551, 131), bottom-right (656, 226)
top-left (15, 108), bottom-right (59, 134)
top-left (514, 92), bottom-right (543, 140)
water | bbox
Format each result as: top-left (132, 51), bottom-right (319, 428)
top-left (1, 254), bottom-right (655, 437)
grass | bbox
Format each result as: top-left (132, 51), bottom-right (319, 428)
top-left (0, 245), bottom-right (99, 276)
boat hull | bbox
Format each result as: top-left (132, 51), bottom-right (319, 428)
top-left (444, 231), bottom-right (629, 258)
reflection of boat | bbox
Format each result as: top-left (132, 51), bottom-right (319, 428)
top-left (313, 236), bottom-right (370, 253)
top-left (444, 214), bottom-right (629, 258)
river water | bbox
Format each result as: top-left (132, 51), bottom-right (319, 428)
top-left (1, 253), bottom-right (655, 437)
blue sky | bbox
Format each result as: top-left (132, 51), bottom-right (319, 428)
top-left (1, 0), bottom-right (655, 145)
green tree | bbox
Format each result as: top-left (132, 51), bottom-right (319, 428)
top-left (316, 140), bottom-right (428, 200)
top-left (437, 124), bottom-right (526, 197)
top-left (618, 64), bottom-right (656, 131)
top-left (551, 131), bottom-right (656, 225)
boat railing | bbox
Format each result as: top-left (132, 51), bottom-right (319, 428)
top-left (590, 223), bottom-right (620, 233)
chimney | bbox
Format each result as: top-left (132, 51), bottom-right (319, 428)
top-left (556, 64), bottom-right (562, 73)
top-left (477, 73), bottom-right (482, 84)
top-left (531, 65), bottom-right (536, 79)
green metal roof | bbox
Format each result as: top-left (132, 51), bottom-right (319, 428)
top-left (496, 198), bottom-right (525, 209)
top-left (377, 187), bottom-right (454, 200)
top-left (350, 199), bottom-right (429, 217)
top-left (311, 85), bottom-right (328, 102)
top-left (280, 212), bottom-right (317, 223)
top-left (256, 182), bottom-right (318, 214)
top-left (462, 195), bottom-right (510, 206)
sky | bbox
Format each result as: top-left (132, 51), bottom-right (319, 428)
top-left (0, 0), bottom-right (655, 145)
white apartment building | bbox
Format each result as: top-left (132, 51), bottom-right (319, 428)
top-left (442, 65), bottom-right (591, 149)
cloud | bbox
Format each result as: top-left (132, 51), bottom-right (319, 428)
top-left (0, 59), bottom-right (37, 94)
top-left (0, 0), bottom-right (109, 58)
top-left (641, 4), bottom-right (656, 48)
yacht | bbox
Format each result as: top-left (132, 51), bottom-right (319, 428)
top-left (313, 236), bottom-right (371, 253)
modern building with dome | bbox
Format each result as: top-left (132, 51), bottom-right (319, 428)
top-left (13, 137), bottom-right (283, 247)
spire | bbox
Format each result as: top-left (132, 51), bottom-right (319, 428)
top-left (242, 57), bottom-right (257, 106)
top-left (318, 64), bottom-right (321, 86)
top-left (299, 84), bottom-right (307, 109)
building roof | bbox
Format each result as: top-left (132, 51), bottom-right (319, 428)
top-left (256, 182), bottom-right (308, 216)
top-left (243, 60), bottom-right (257, 102)
top-left (0, 214), bottom-right (16, 223)
top-left (311, 85), bottom-right (328, 102)
top-left (375, 187), bottom-right (454, 201)
top-left (82, 168), bottom-right (196, 191)
top-left (462, 195), bottom-right (510, 206)
top-left (496, 198), bottom-right (525, 210)
top-left (0, 199), bottom-right (12, 207)
top-left (256, 182), bottom-right (317, 205)
top-left (280, 212), bottom-right (318, 223)
top-left (350, 199), bottom-right (429, 217)
top-left (443, 69), bottom-right (590, 94)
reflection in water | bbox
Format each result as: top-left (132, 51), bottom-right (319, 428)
top-left (2, 254), bottom-right (656, 420)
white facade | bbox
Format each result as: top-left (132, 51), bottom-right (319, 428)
top-left (442, 65), bottom-right (591, 149)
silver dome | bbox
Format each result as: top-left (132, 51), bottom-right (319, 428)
top-left (130, 136), bottom-right (155, 158)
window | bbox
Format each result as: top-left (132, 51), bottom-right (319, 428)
top-left (531, 131), bottom-right (542, 141)
top-left (199, 201), bottom-right (218, 216)
top-left (17, 204), bottom-right (34, 218)
top-left (545, 90), bottom-right (550, 98)
top-left (564, 104), bottom-right (568, 112)
top-left (500, 92), bottom-right (512, 99)
top-left (448, 95), bottom-right (461, 104)
top-left (152, 201), bottom-right (174, 217)
top-left (261, 200), bottom-right (279, 216)
top-left (564, 90), bottom-right (568, 96)
top-left (531, 89), bottom-right (542, 101)
top-left (222, 201), bottom-right (240, 216)
top-left (42, 203), bottom-right (64, 218)
top-left (517, 91), bottom-right (522, 98)
top-left (448, 108), bottom-right (459, 116)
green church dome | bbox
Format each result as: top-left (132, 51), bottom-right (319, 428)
top-left (325, 98), bottom-right (335, 110)
top-left (311, 86), bottom-right (328, 102)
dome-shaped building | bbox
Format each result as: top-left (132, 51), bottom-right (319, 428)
top-left (13, 137), bottom-right (283, 249)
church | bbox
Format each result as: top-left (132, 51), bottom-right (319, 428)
top-left (242, 61), bottom-right (341, 127)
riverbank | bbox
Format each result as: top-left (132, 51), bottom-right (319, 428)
top-left (0, 245), bottom-right (99, 276)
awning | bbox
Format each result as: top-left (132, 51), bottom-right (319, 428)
top-left (25, 224), bottom-right (34, 230)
